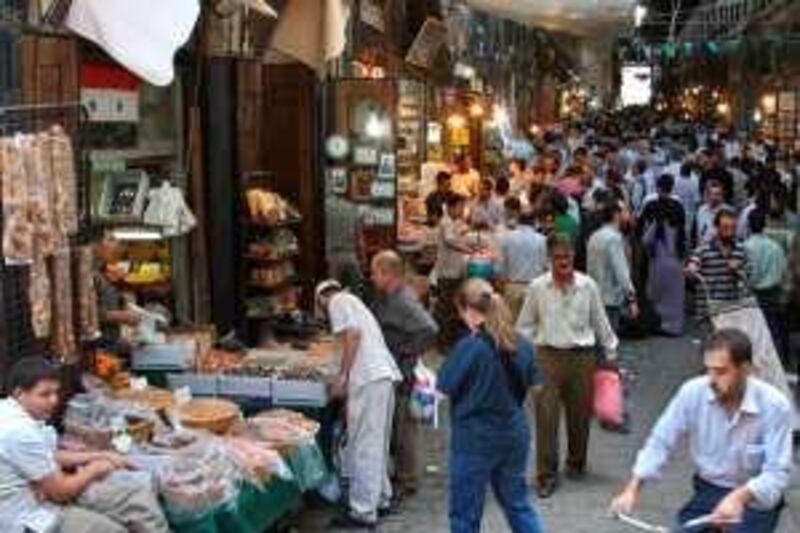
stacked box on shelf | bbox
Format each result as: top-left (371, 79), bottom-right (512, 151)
top-left (271, 378), bottom-right (328, 408)
top-left (166, 373), bottom-right (219, 396)
top-left (218, 375), bottom-right (272, 398)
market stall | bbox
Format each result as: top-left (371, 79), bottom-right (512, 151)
top-left (62, 379), bottom-right (329, 532)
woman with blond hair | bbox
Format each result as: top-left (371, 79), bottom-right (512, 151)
top-left (437, 278), bottom-right (543, 533)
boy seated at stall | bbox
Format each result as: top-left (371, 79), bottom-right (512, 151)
top-left (0, 357), bottom-right (168, 533)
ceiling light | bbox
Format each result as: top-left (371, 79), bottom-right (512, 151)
top-left (447, 114), bottom-right (466, 129)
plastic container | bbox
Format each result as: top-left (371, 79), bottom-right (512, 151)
top-left (167, 373), bottom-right (219, 396)
top-left (133, 340), bottom-right (197, 370)
top-left (271, 379), bottom-right (327, 408)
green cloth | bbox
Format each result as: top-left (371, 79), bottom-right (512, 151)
top-left (168, 478), bottom-right (301, 533)
top-left (554, 214), bottom-right (579, 243)
top-left (166, 442), bottom-right (329, 533)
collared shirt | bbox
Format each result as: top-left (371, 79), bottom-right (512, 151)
top-left (632, 376), bottom-right (793, 510)
top-left (0, 399), bottom-right (61, 533)
top-left (696, 203), bottom-right (732, 244)
top-left (497, 225), bottom-right (547, 283)
top-left (744, 234), bottom-right (787, 291)
top-left (586, 224), bottom-right (635, 307)
top-left (515, 271), bottom-right (619, 359)
top-left (689, 238), bottom-right (748, 308)
top-left (435, 216), bottom-right (469, 280)
top-left (468, 198), bottom-right (504, 228)
top-left (328, 292), bottom-right (402, 391)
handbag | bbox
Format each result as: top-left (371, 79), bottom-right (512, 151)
top-left (593, 368), bottom-right (624, 426)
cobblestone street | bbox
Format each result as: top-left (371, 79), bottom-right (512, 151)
top-left (299, 329), bottom-right (800, 532)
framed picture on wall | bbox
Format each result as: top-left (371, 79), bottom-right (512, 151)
top-left (353, 145), bottom-right (379, 166)
top-left (327, 167), bottom-right (349, 194)
top-left (98, 169), bottom-right (150, 221)
top-left (377, 153), bottom-right (396, 180)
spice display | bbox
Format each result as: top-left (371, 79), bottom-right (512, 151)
top-left (195, 348), bottom-right (243, 373)
top-left (50, 248), bottom-right (77, 362)
top-left (247, 228), bottom-right (299, 259)
top-left (222, 436), bottom-right (285, 486)
top-left (250, 261), bottom-right (295, 288)
top-left (246, 409), bottom-right (319, 449)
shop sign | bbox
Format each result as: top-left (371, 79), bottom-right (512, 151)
top-left (81, 62), bottom-right (140, 123)
top-left (450, 126), bottom-right (470, 147)
top-left (406, 17), bottom-right (447, 69)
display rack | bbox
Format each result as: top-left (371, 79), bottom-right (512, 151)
top-left (0, 101), bottom-right (88, 368)
top-left (238, 171), bottom-right (303, 343)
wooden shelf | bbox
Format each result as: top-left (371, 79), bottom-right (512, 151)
top-left (244, 252), bottom-right (299, 263)
top-left (242, 218), bottom-right (302, 229)
top-left (247, 277), bottom-right (299, 292)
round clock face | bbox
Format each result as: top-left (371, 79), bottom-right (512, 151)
top-left (326, 135), bottom-right (350, 160)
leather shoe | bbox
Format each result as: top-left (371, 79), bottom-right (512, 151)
top-left (535, 478), bottom-right (558, 499)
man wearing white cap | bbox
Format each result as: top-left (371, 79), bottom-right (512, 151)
top-left (315, 280), bottom-right (403, 529)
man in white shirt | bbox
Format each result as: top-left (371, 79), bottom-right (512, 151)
top-left (316, 280), bottom-right (403, 529)
top-left (610, 329), bottom-right (792, 532)
top-left (0, 357), bottom-right (168, 533)
top-left (450, 154), bottom-right (481, 199)
top-left (516, 234), bottom-right (619, 498)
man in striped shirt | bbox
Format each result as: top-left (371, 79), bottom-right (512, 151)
top-left (686, 207), bottom-right (748, 318)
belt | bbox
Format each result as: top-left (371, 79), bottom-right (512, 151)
top-left (539, 346), bottom-right (593, 354)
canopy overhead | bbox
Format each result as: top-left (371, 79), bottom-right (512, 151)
top-left (467, 0), bottom-right (639, 37)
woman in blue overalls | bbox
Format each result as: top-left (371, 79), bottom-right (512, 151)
top-left (438, 278), bottom-right (544, 533)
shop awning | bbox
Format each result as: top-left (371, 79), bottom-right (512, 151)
top-left (467, 0), bottom-right (638, 37)
top-left (65, 0), bottom-right (201, 86)
top-left (269, 0), bottom-right (350, 76)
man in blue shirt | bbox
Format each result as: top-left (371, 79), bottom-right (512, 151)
top-left (610, 328), bottom-right (792, 532)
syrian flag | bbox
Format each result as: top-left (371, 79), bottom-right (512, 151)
top-left (81, 62), bottom-right (140, 123)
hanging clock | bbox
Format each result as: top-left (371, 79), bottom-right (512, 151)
top-left (325, 134), bottom-right (350, 161)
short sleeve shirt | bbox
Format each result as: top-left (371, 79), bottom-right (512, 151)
top-left (0, 399), bottom-right (61, 533)
top-left (328, 292), bottom-right (402, 391)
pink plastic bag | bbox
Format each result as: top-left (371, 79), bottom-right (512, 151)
top-left (593, 369), bottom-right (623, 426)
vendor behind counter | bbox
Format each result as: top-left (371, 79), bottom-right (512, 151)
top-left (92, 231), bottom-right (143, 350)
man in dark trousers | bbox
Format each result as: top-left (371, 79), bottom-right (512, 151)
top-left (370, 250), bottom-right (439, 499)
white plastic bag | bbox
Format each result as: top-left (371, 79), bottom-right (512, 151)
top-left (409, 360), bottom-right (439, 428)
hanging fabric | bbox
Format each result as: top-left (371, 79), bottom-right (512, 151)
top-left (65, 0), bottom-right (200, 86)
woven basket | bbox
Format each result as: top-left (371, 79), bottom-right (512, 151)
top-left (115, 387), bottom-right (174, 412)
top-left (177, 398), bottom-right (240, 435)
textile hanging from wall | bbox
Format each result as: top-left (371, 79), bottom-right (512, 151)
top-left (65, 0), bottom-right (200, 86)
top-left (270, 0), bottom-right (350, 76)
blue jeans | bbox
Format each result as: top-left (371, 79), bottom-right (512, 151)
top-left (675, 476), bottom-right (782, 533)
top-left (449, 432), bottom-right (543, 533)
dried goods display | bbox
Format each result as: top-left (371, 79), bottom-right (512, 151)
top-left (195, 348), bottom-right (243, 373)
top-left (250, 261), bottom-right (295, 288)
top-left (74, 245), bottom-right (101, 340)
top-left (156, 441), bottom-right (241, 520)
top-left (29, 254), bottom-right (51, 338)
top-left (244, 188), bottom-right (300, 225)
top-left (48, 125), bottom-right (79, 237)
top-left (50, 248), bottom-right (77, 362)
top-left (222, 436), bottom-right (285, 486)
top-left (246, 409), bottom-right (320, 449)
top-left (247, 228), bottom-right (299, 259)
top-left (1, 136), bottom-right (34, 261)
top-left (173, 398), bottom-right (241, 434)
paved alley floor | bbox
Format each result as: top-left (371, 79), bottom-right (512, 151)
top-left (297, 330), bottom-right (799, 532)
